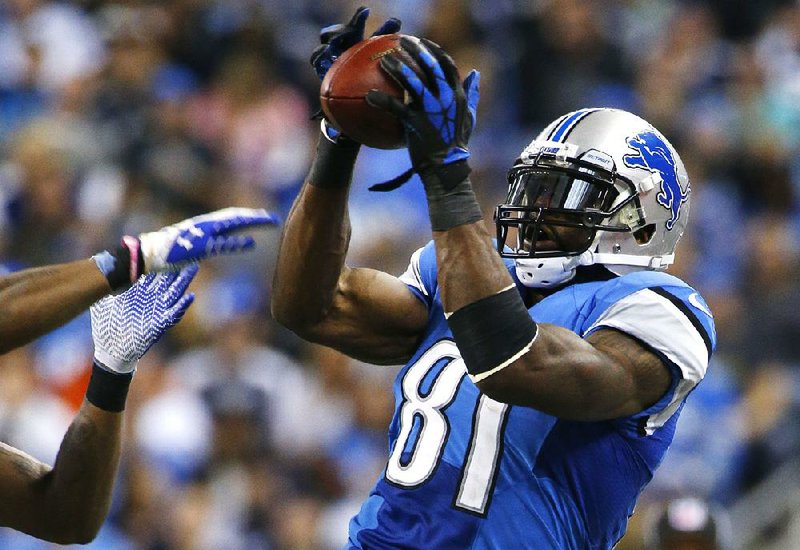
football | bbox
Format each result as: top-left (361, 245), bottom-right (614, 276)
top-left (320, 34), bottom-right (411, 150)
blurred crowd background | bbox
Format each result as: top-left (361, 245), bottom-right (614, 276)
top-left (0, 0), bottom-right (799, 548)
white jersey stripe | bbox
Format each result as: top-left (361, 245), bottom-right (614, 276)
top-left (399, 246), bottom-right (428, 297)
top-left (584, 288), bottom-right (709, 431)
top-left (584, 288), bottom-right (708, 383)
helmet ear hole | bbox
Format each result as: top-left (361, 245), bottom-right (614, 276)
top-left (633, 224), bottom-right (656, 245)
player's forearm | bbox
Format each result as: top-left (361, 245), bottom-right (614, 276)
top-left (434, 225), bottom-right (605, 415)
top-left (436, 237), bottom-right (597, 416)
top-left (434, 222), bottom-right (515, 313)
top-left (273, 183), bottom-right (352, 330)
top-left (28, 264), bottom-right (194, 543)
top-left (272, 137), bottom-right (360, 331)
top-left (435, 220), bottom-right (548, 407)
top-left (0, 260), bottom-right (111, 354)
top-left (7, 403), bottom-right (122, 544)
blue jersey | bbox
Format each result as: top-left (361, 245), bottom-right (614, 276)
top-left (348, 242), bottom-right (716, 549)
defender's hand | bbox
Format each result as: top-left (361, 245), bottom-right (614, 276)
top-left (95, 208), bottom-right (278, 290)
top-left (91, 265), bottom-right (197, 374)
top-left (367, 37), bottom-right (480, 191)
top-left (136, 207), bottom-right (278, 273)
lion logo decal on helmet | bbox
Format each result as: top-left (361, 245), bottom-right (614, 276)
top-left (623, 130), bottom-right (690, 230)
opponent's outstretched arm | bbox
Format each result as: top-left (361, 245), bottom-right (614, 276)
top-left (0, 267), bottom-right (196, 543)
top-left (0, 207), bottom-right (276, 355)
top-left (370, 37), bottom-right (670, 419)
top-left (0, 208), bottom-right (275, 541)
top-left (0, 260), bottom-right (113, 355)
top-left (272, 7), bottom-right (426, 365)
top-left (0, 406), bottom-right (122, 544)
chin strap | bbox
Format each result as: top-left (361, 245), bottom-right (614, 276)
top-left (587, 252), bottom-right (674, 269)
top-left (515, 253), bottom-right (588, 288)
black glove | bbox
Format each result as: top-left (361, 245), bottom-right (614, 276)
top-left (310, 7), bottom-right (401, 80)
top-left (366, 37), bottom-right (480, 192)
top-left (309, 6), bottom-right (401, 142)
top-left (307, 7), bottom-right (401, 186)
top-left (367, 37), bottom-right (483, 231)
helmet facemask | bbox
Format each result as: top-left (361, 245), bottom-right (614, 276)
top-left (496, 109), bottom-right (691, 288)
top-left (495, 147), bottom-right (643, 288)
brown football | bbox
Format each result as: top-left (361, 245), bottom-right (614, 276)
top-left (320, 34), bottom-right (410, 150)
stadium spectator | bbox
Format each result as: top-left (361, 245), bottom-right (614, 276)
top-left (644, 496), bottom-right (730, 550)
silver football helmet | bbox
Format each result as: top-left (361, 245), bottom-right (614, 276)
top-left (495, 108), bottom-right (691, 288)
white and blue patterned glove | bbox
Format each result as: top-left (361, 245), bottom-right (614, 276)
top-left (137, 207), bottom-right (279, 272)
top-left (94, 207), bottom-right (279, 289)
top-left (91, 265), bottom-right (198, 374)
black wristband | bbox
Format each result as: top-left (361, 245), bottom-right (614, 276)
top-left (98, 238), bottom-right (144, 290)
top-left (421, 159), bottom-right (472, 192)
top-left (447, 286), bottom-right (538, 381)
top-left (106, 245), bottom-right (133, 290)
top-left (85, 362), bottom-right (133, 412)
top-left (308, 133), bottom-right (361, 189)
top-left (425, 173), bottom-right (484, 232)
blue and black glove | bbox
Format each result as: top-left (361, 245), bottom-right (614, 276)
top-left (310, 6), bottom-right (401, 143)
top-left (310, 6), bottom-right (401, 80)
top-left (366, 37), bottom-right (482, 231)
top-left (306, 7), bottom-right (400, 187)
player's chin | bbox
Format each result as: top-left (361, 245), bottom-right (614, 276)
top-left (533, 240), bottom-right (561, 252)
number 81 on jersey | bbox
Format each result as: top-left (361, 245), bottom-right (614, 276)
top-left (385, 340), bottom-right (510, 515)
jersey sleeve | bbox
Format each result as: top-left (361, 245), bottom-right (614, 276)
top-left (397, 240), bottom-right (520, 313)
top-left (398, 240), bottom-right (439, 310)
top-left (582, 273), bottom-right (716, 435)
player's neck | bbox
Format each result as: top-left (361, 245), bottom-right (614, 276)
top-left (523, 265), bottom-right (617, 306)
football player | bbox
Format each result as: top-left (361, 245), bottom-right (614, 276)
top-left (272, 8), bottom-right (713, 548)
top-left (0, 207), bottom-right (276, 543)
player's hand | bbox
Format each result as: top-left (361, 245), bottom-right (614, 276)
top-left (135, 207), bottom-right (279, 273)
top-left (310, 6), bottom-right (401, 143)
top-left (310, 6), bottom-right (401, 81)
top-left (366, 37), bottom-right (480, 192)
top-left (91, 265), bottom-right (197, 374)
